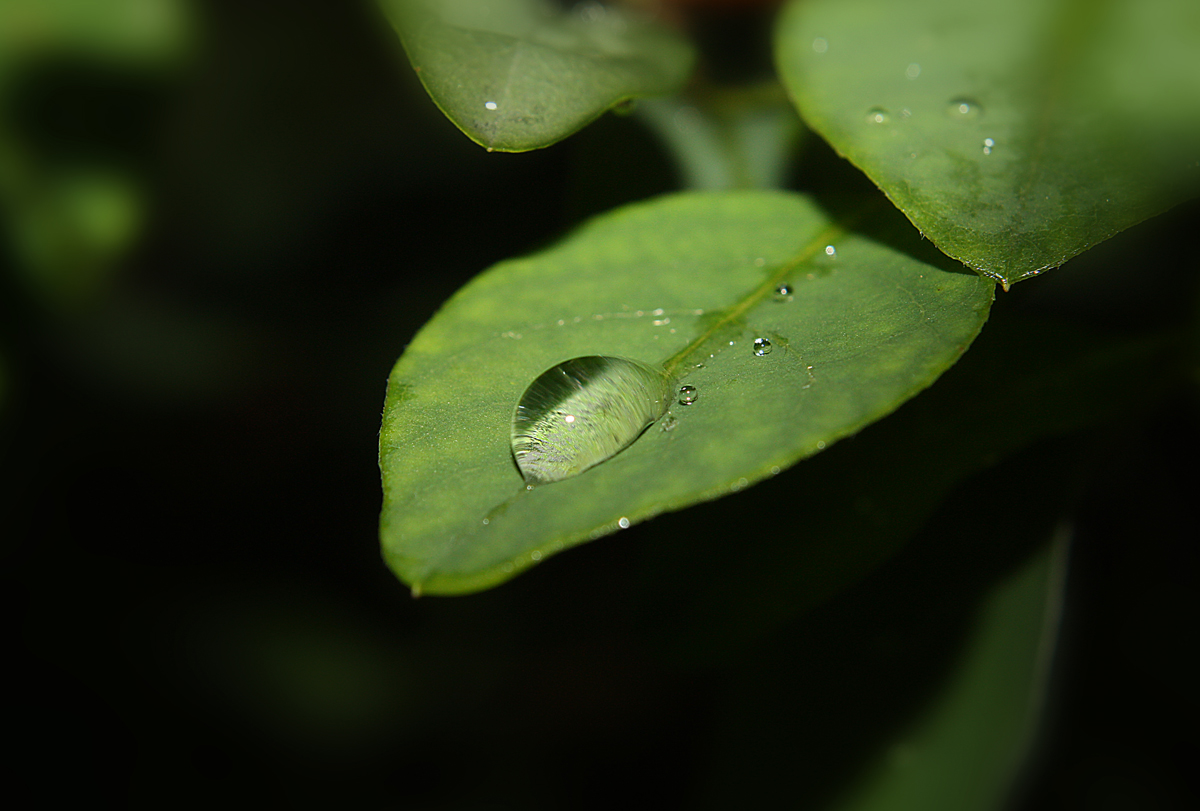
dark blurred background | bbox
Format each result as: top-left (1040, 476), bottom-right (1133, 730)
top-left (3, 1), bottom-right (1197, 807)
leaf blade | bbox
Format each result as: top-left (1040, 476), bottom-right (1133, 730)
top-left (380, 0), bottom-right (695, 151)
top-left (379, 190), bottom-right (993, 594)
top-left (775, 0), bottom-right (1200, 287)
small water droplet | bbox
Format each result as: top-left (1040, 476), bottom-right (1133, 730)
top-left (824, 244), bottom-right (837, 258)
top-left (905, 63), bottom-right (921, 79)
top-left (511, 356), bottom-right (671, 484)
top-left (865, 107), bottom-right (890, 125)
top-left (618, 517), bottom-right (631, 529)
top-left (982, 137), bottom-right (995, 155)
top-left (531, 550), bottom-right (543, 561)
top-left (752, 337), bottom-right (772, 356)
top-left (660, 414), bottom-right (678, 432)
top-left (678, 385), bottom-right (698, 405)
top-left (484, 101), bottom-right (498, 111)
top-left (773, 283), bottom-right (794, 302)
top-left (947, 97), bottom-right (983, 119)
top-left (812, 37), bottom-right (828, 54)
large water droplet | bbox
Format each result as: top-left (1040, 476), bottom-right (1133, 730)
top-left (947, 97), bottom-right (983, 119)
top-left (752, 337), bottom-right (773, 356)
top-left (678, 385), bottom-right (698, 405)
top-left (511, 356), bottom-right (671, 484)
top-left (865, 107), bottom-right (890, 125)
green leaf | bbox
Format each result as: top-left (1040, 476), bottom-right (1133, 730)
top-left (379, 0), bottom-right (695, 151)
top-left (379, 190), bottom-right (993, 595)
top-left (830, 533), bottom-right (1064, 811)
top-left (775, 0), bottom-right (1200, 288)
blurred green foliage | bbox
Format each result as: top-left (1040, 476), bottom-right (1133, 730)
top-left (0, 0), bottom-right (191, 304)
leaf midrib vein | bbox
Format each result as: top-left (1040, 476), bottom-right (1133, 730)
top-left (661, 217), bottom-right (855, 378)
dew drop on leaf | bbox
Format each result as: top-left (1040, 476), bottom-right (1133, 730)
top-left (511, 356), bottom-right (672, 484)
top-left (773, 283), bottom-right (794, 301)
top-left (678, 385), bottom-right (698, 405)
top-left (947, 97), bottom-right (984, 119)
top-left (865, 107), bottom-right (890, 124)
top-left (753, 337), bottom-right (773, 356)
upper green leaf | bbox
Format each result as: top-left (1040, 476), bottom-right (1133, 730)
top-left (379, 190), bottom-right (993, 595)
top-left (775, 0), bottom-right (1200, 288)
top-left (380, 0), bottom-right (695, 151)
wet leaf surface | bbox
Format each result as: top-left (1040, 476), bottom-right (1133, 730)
top-left (379, 190), bottom-right (993, 593)
top-left (776, 0), bottom-right (1200, 287)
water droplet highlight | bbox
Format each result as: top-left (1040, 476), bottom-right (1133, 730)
top-left (824, 244), bottom-right (837, 258)
top-left (484, 101), bottom-right (498, 111)
top-left (982, 137), bottom-right (995, 155)
top-left (865, 107), bottom-right (890, 125)
top-left (511, 356), bottom-right (671, 484)
top-left (678, 385), bottom-right (698, 405)
top-left (752, 338), bottom-right (772, 356)
top-left (618, 517), bottom-right (631, 529)
top-left (947, 97), bottom-right (983, 119)
top-left (773, 283), bottom-right (793, 302)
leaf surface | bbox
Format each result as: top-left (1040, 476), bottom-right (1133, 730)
top-left (380, 0), bottom-right (695, 151)
top-left (379, 190), bottom-right (993, 594)
top-left (775, 0), bottom-right (1200, 287)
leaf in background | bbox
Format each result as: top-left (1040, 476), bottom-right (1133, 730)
top-left (0, 0), bottom-right (193, 304)
top-left (775, 0), bottom-right (1200, 288)
top-left (379, 190), bottom-right (993, 595)
top-left (829, 532), bottom-right (1064, 811)
top-left (379, 0), bottom-right (695, 151)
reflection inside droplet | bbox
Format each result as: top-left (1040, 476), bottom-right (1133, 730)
top-left (511, 356), bottom-right (671, 484)
top-left (753, 337), bottom-right (773, 356)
